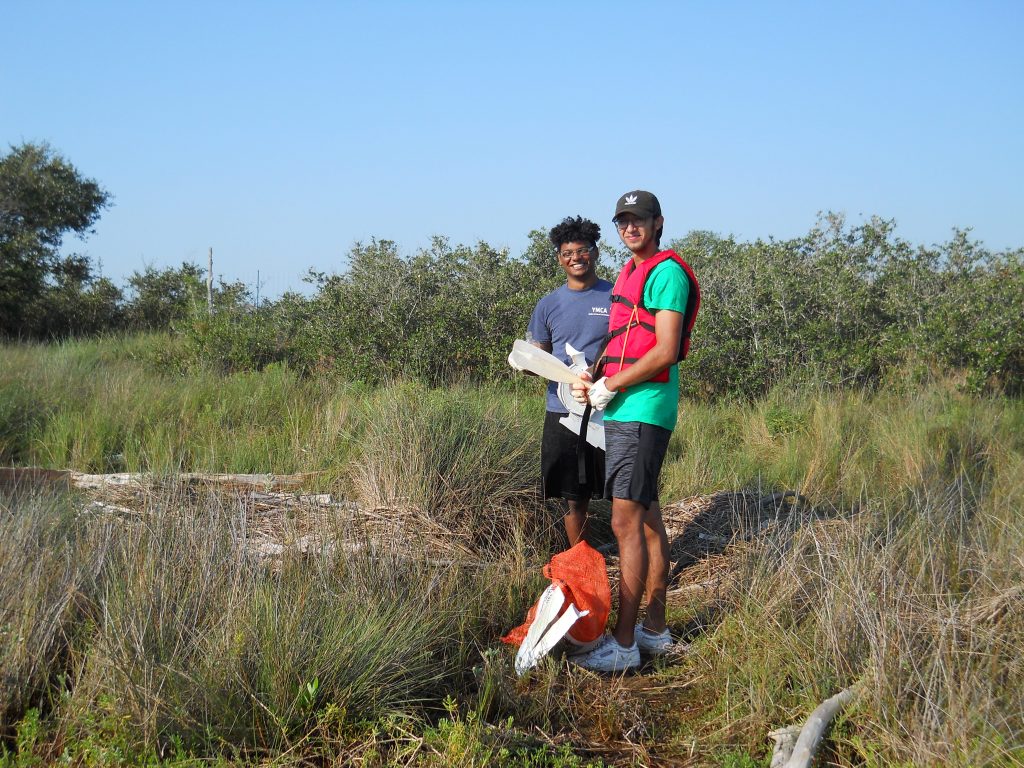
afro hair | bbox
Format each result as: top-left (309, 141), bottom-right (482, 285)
top-left (548, 216), bottom-right (601, 252)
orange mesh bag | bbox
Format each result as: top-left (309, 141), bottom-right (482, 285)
top-left (501, 540), bottom-right (611, 646)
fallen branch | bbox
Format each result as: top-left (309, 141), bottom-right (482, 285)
top-left (666, 578), bottom-right (722, 599)
top-left (1, 467), bottom-right (322, 492)
top-left (768, 726), bottom-right (799, 768)
top-left (71, 471), bottom-right (318, 491)
top-left (0, 467), bottom-right (72, 491)
top-left (772, 683), bottom-right (860, 768)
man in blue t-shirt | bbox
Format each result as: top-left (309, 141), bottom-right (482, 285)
top-left (521, 216), bottom-right (612, 547)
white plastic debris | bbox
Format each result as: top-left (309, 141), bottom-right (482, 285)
top-left (556, 343), bottom-right (605, 450)
top-left (514, 583), bottom-right (590, 675)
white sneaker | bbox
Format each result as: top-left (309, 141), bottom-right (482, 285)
top-left (569, 634), bottom-right (640, 673)
top-left (563, 634), bottom-right (603, 655)
top-left (634, 624), bottom-right (673, 656)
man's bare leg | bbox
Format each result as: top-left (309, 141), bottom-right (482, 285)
top-left (610, 497), bottom-right (648, 648)
top-left (640, 500), bottom-right (670, 633)
top-left (564, 498), bottom-right (590, 547)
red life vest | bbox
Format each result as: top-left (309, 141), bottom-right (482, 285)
top-left (600, 250), bottom-right (700, 383)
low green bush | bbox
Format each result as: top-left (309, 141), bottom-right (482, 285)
top-left (674, 216), bottom-right (1024, 398)
top-left (156, 217), bottom-right (1024, 400)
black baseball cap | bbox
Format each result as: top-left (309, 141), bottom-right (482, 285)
top-left (613, 190), bottom-right (661, 221)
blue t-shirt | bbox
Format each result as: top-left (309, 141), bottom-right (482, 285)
top-left (527, 279), bottom-right (612, 413)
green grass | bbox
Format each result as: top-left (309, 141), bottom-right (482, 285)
top-left (0, 488), bottom-right (544, 763)
top-left (2, 335), bottom-right (1023, 765)
top-left (0, 336), bottom-right (549, 492)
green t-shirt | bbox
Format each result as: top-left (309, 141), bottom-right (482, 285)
top-left (604, 258), bottom-right (690, 431)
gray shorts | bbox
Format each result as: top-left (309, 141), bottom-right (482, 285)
top-left (604, 420), bottom-right (672, 508)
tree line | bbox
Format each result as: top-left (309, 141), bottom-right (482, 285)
top-left (3, 142), bottom-right (1021, 397)
top-left (0, 142), bottom-right (250, 338)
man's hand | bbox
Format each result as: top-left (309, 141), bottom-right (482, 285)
top-left (571, 371), bottom-right (593, 404)
top-left (587, 377), bottom-right (617, 410)
top-left (571, 373), bottom-right (616, 410)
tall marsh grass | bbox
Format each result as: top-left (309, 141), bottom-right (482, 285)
top-left (2, 337), bottom-right (1023, 765)
top-left (1, 336), bottom-right (362, 475)
top-left (1, 338), bottom-right (548, 496)
top-left (351, 382), bottom-right (546, 557)
top-left (74, 497), bottom-right (473, 751)
top-left (663, 381), bottom-right (1023, 505)
top-left (0, 493), bottom-right (104, 730)
top-left (0, 488), bottom-right (533, 762)
top-left (685, 487), bottom-right (1024, 765)
top-left (664, 385), bottom-right (1024, 766)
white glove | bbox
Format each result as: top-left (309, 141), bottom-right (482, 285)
top-left (588, 377), bottom-right (617, 410)
top-left (507, 350), bottom-right (525, 372)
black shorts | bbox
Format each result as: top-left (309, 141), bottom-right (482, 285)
top-left (541, 411), bottom-right (606, 501)
top-left (604, 420), bottom-right (672, 508)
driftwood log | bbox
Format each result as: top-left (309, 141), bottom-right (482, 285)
top-left (0, 467), bottom-right (317, 493)
top-left (0, 467), bottom-right (72, 492)
top-left (770, 684), bottom-right (860, 768)
top-left (768, 726), bottom-right (800, 768)
top-left (71, 471), bottom-right (315, 491)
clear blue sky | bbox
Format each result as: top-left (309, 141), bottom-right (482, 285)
top-left (3, 1), bottom-right (1022, 296)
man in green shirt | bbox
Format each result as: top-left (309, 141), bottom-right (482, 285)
top-left (571, 190), bottom-right (691, 672)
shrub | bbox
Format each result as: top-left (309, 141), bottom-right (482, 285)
top-left (674, 216), bottom-right (1024, 398)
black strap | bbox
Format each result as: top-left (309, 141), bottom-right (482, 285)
top-left (577, 402), bottom-right (593, 486)
top-left (610, 294), bottom-right (635, 308)
top-left (605, 318), bottom-right (653, 341)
